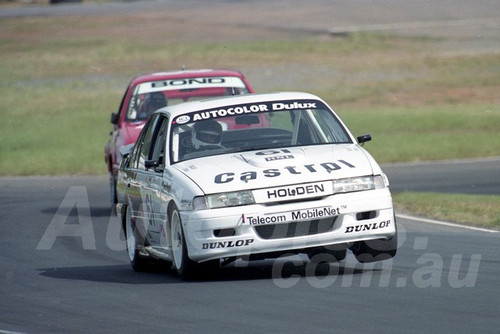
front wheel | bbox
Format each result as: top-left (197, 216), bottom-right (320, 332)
top-left (125, 206), bottom-right (148, 271)
top-left (350, 217), bottom-right (398, 263)
top-left (170, 205), bottom-right (219, 280)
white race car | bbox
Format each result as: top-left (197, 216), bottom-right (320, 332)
top-left (116, 92), bottom-right (397, 279)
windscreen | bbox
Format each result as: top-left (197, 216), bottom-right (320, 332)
top-left (126, 76), bottom-right (250, 121)
top-left (170, 99), bottom-right (352, 163)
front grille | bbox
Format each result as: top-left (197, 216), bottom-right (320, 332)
top-left (254, 217), bottom-right (338, 240)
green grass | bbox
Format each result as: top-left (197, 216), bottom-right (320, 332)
top-left (393, 192), bottom-right (500, 229)
top-left (0, 81), bottom-right (121, 175)
top-left (337, 104), bottom-right (500, 162)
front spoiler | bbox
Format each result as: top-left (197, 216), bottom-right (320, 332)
top-left (182, 189), bottom-right (396, 262)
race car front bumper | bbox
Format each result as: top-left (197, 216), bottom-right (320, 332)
top-left (180, 188), bottom-right (395, 262)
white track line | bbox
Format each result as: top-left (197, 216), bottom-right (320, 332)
top-left (396, 213), bottom-right (499, 233)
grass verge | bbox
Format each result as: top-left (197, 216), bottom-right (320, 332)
top-left (393, 192), bottom-right (500, 230)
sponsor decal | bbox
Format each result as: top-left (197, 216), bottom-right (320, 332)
top-left (175, 115), bottom-right (190, 124)
top-left (291, 206), bottom-right (340, 220)
top-left (272, 102), bottom-right (316, 110)
top-left (215, 160), bottom-right (355, 184)
top-left (193, 104), bottom-right (268, 121)
top-left (244, 206), bottom-right (340, 226)
top-left (345, 220), bottom-right (391, 233)
top-left (245, 214), bottom-right (287, 225)
top-left (140, 77), bottom-right (246, 94)
top-left (265, 155), bottom-right (294, 162)
top-left (267, 183), bottom-right (326, 200)
top-left (175, 99), bottom-right (322, 124)
top-left (202, 239), bottom-right (254, 249)
top-left (155, 77), bottom-right (226, 87)
top-left (253, 181), bottom-right (333, 203)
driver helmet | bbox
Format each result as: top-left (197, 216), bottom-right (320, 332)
top-left (191, 120), bottom-right (223, 149)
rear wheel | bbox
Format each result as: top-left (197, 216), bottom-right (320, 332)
top-left (125, 206), bottom-right (148, 271)
top-left (170, 205), bottom-right (219, 280)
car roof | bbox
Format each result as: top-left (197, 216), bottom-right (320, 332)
top-left (157, 92), bottom-right (326, 120)
top-left (129, 69), bottom-right (249, 85)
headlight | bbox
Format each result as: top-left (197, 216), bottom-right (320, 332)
top-left (193, 190), bottom-right (255, 210)
top-left (333, 175), bottom-right (386, 194)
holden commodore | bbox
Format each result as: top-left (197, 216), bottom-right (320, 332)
top-left (116, 92), bottom-right (397, 279)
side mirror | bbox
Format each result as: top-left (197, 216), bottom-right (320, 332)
top-left (110, 112), bottom-right (119, 125)
top-left (145, 158), bottom-right (164, 173)
top-left (119, 143), bottom-right (134, 159)
top-left (357, 134), bottom-right (372, 146)
top-left (145, 160), bottom-right (160, 169)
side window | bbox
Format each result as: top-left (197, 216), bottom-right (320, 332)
top-left (150, 117), bottom-right (169, 169)
top-left (138, 115), bottom-right (160, 170)
top-left (311, 109), bottom-right (351, 143)
top-left (128, 115), bottom-right (159, 170)
top-left (126, 86), bottom-right (140, 121)
top-left (128, 132), bottom-right (145, 170)
top-left (129, 115), bottom-right (169, 171)
top-left (116, 83), bottom-right (132, 118)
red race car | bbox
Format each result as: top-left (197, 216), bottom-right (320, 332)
top-left (105, 69), bottom-right (258, 207)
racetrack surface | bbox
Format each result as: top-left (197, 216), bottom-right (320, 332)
top-left (384, 157), bottom-right (500, 195)
top-left (1, 160), bottom-right (499, 333)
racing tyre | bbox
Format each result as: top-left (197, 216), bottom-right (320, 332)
top-left (351, 217), bottom-right (398, 263)
top-left (124, 206), bottom-right (149, 272)
top-left (170, 205), bottom-right (219, 280)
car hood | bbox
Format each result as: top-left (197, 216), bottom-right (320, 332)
top-left (172, 145), bottom-right (381, 194)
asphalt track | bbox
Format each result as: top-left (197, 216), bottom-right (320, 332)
top-left (2, 0), bottom-right (500, 333)
top-left (384, 157), bottom-right (500, 195)
top-left (1, 159), bottom-right (499, 334)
